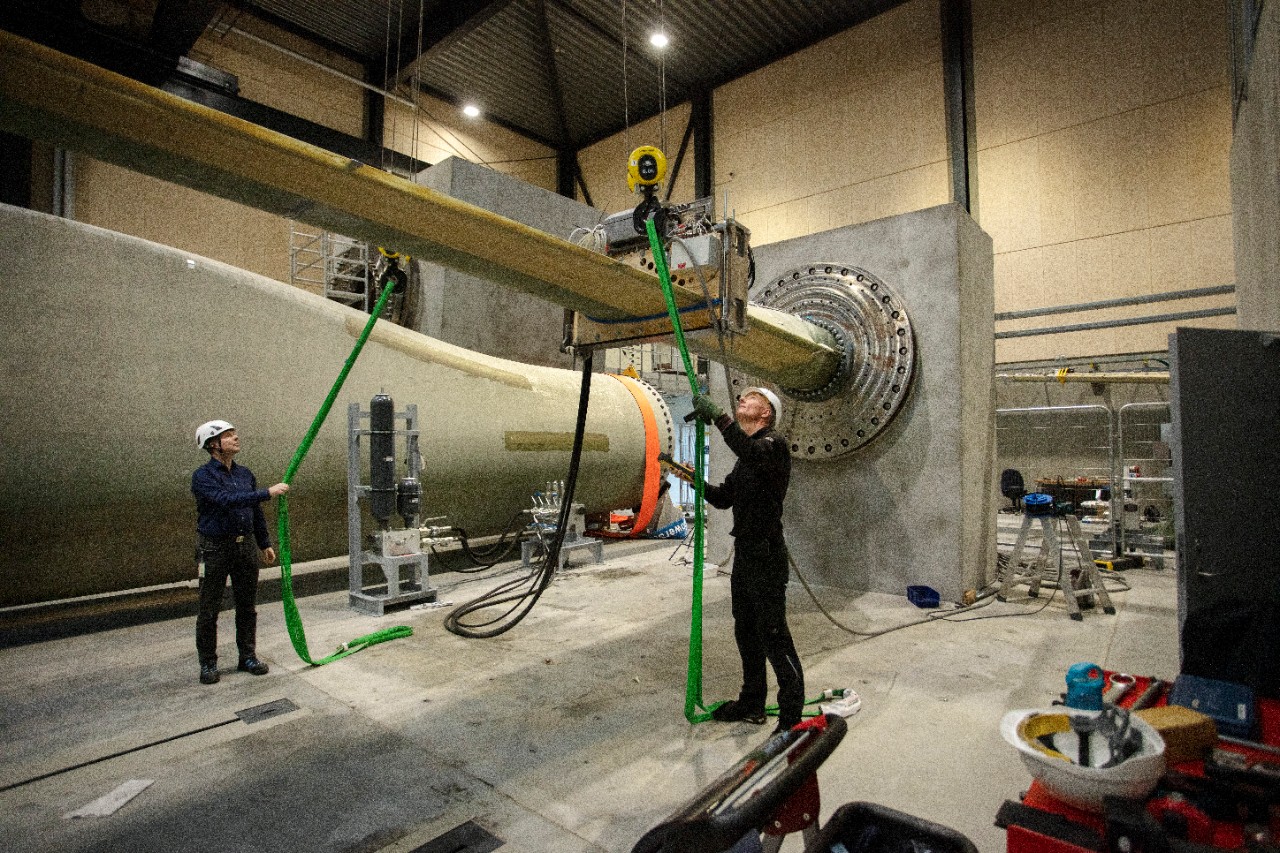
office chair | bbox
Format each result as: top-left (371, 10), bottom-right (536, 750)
top-left (1000, 468), bottom-right (1026, 512)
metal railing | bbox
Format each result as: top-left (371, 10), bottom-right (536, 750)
top-left (996, 401), bottom-right (1179, 566)
top-left (1117, 402), bottom-right (1174, 562)
top-left (996, 404), bottom-right (1116, 556)
top-left (290, 225), bottom-right (371, 310)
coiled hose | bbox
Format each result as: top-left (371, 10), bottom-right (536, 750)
top-left (443, 350), bottom-right (594, 638)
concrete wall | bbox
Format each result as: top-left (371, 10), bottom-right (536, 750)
top-left (69, 12), bottom-right (554, 290)
top-left (384, 164), bottom-right (998, 601)
top-left (577, 0), bottom-right (1235, 363)
top-left (0, 204), bottom-right (660, 608)
top-left (976, 0), bottom-right (1236, 362)
top-left (1231, 0), bottom-right (1280, 330)
top-left (413, 157), bottom-right (600, 369)
top-left (707, 204), bottom-right (996, 602)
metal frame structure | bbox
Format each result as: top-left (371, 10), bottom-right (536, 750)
top-left (1117, 402), bottom-right (1174, 565)
top-left (996, 404), bottom-right (1116, 556)
top-left (997, 401), bottom-right (1180, 567)
top-left (290, 224), bottom-right (371, 310)
top-left (347, 401), bottom-right (435, 615)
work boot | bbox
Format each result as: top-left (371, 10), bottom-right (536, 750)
top-left (237, 656), bottom-right (269, 676)
top-left (711, 700), bottom-right (766, 724)
top-left (772, 719), bottom-right (799, 736)
top-left (199, 663), bottom-right (219, 685)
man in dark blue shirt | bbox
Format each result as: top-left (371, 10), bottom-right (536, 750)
top-left (192, 420), bottom-right (288, 685)
top-left (692, 387), bottom-right (805, 735)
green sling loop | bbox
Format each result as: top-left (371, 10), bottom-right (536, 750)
top-left (644, 219), bottom-right (717, 724)
top-left (276, 272), bottom-right (413, 665)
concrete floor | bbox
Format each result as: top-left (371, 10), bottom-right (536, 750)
top-left (0, 534), bottom-right (1180, 853)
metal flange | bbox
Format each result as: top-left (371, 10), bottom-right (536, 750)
top-left (728, 263), bottom-right (916, 459)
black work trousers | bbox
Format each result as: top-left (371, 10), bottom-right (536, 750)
top-left (196, 536), bottom-right (260, 666)
top-left (729, 536), bottom-right (805, 726)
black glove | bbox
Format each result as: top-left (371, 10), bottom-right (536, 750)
top-left (690, 394), bottom-right (724, 425)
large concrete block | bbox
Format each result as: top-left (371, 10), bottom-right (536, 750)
top-left (708, 204), bottom-right (996, 602)
top-left (414, 157), bottom-right (602, 368)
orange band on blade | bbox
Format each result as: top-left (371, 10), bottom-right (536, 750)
top-left (610, 374), bottom-right (661, 537)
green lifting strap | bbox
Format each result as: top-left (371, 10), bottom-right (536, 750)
top-left (644, 219), bottom-right (718, 724)
top-left (276, 270), bottom-right (413, 666)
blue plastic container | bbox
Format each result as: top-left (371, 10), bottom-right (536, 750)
top-left (1023, 492), bottom-right (1054, 515)
top-left (1064, 662), bottom-right (1105, 710)
top-left (907, 585), bottom-right (940, 608)
top-left (1169, 674), bottom-right (1257, 738)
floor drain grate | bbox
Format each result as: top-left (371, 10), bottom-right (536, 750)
top-left (235, 698), bottom-right (300, 725)
top-left (410, 820), bottom-right (504, 853)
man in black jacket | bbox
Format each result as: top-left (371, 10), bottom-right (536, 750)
top-left (692, 387), bottom-right (805, 733)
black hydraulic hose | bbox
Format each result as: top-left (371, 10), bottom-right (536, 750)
top-left (450, 511), bottom-right (527, 572)
top-left (444, 350), bottom-right (594, 638)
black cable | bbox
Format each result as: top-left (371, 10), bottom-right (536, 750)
top-left (448, 510), bottom-right (528, 572)
top-left (444, 350), bottom-right (594, 638)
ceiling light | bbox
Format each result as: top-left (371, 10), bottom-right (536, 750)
top-left (649, 31), bottom-right (669, 49)
top-left (462, 104), bottom-right (481, 118)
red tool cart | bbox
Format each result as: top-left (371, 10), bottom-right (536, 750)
top-left (999, 672), bottom-right (1280, 852)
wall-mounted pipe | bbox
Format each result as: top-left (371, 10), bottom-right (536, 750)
top-left (994, 307), bottom-right (1236, 340)
top-left (997, 372), bottom-right (1170, 384)
top-left (995, 285), bottom-right (1236, 322)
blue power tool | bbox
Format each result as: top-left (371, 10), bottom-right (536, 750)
top-left (1064, 662), bottom-right (1105, 710)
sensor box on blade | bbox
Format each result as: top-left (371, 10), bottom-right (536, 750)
top-left (570, 201), bottom-right (751, 350)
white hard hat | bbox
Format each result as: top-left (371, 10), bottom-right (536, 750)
top-left (743, 387), bottom-right (783, 423)
top-left (196, 420), bottom-right (235, 449)
top-left (1000, 707), bottom-right (1166, 812)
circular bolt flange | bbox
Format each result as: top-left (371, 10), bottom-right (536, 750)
top-left (729, 263), bottom-right (916, 459)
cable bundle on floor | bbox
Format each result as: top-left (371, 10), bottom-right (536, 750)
top-left (443, 351), bottom-right (594, 638)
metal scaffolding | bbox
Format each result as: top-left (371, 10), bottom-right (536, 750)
top-left (290, 224), bottom-right (371, 311)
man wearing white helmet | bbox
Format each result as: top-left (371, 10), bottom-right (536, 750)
top-left (691, 386), bottom-right (805, 734)
top-left (191, 420), bottom-right (288, 685)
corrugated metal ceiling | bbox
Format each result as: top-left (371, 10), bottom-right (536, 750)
top-left (0, 0), bottom-right (909, 154)
top-left (239, 0), bottom-right (910, 149)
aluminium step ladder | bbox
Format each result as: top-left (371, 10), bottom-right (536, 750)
top-left (997, 496), bottom-right (1115, 621)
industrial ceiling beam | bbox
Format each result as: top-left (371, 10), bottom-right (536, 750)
top-left (692, 90), bottom-right (714, 201)
top-left (941, 0), bottom-right (977, 217)
top-left (0, 31), bottom-right (841, 393)
top-left (150, 0), bottom-right (225, 62)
